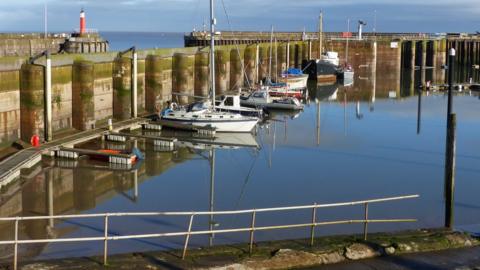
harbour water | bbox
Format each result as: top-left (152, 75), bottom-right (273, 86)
top-left (0, 35), bottom-right (479, 261)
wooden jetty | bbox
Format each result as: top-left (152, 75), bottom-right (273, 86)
top-left (0, 118), bottom-right (148, 188)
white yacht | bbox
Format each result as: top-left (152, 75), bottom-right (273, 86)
top-left (160, 0), bottom-right (259, 133)
top-left (162, 102), bottom-right (259, 132)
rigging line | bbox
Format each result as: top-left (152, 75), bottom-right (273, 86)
top-left (229, 149), bottom-right (260, 223)
top-left (219, 0), bottom-right (252, 89)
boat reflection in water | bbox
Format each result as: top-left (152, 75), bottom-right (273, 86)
top-left (0, 131), bottom-right (259, 261)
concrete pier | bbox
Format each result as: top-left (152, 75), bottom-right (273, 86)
top-left (145, 55), bottom-right (172, 113)
top-left (258, 46), bottom-right (269, 82)
top-left (278, 44), bottom-right (287, 75)
top-left (215, 49), bottom-right (230, 94)
top-left (20, 64), bottom-right (44, 142)
top-left (244, 45), bottom-right (256, 85)
top-left (113, 57), bottom-right (132, 120)
top-left (194, 52), bottom-right (209, 98)
top-left (72, 60), bottom-right (95, 130)
top-left (229, 48), bottom-right (244, 90)
top-left (173, 53), bottom-right (194, 105)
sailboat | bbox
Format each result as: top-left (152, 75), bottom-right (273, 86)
top-left (256, 26), bottom-right (306, 99)
top-left (338, 19), bottom-right (354, 85)
top-left (160, 0), bottom-right (259, 133)
top-left (302, 11), bottom-right (342, 83)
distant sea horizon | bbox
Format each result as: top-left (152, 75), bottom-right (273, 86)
top-left (99, 31), bottom-right (186, 51)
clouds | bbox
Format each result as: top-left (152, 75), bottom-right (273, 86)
top-left (0, 0), bottom-right (478, 33)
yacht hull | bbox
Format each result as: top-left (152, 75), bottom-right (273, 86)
top-left (161, 117), bottom-right (259, 133)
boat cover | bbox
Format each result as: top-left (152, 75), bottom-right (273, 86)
top-left (282, 68), bottom-right (303, 75)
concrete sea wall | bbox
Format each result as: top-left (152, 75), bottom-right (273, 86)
top-left (0, 37), bottom-right (458, 146)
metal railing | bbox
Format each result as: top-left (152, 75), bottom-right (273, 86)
top-left (0, 194), bottom-right (419, 269)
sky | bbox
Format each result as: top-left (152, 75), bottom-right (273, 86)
top-left (0, 0), bottom-right (479, 33)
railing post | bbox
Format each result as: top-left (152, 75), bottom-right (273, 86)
top-left (363, 203), bottom-right (369, 241)
top-left (182, 214), bottom-right (195, 260)
top-left (310, 203), bottom-right (317, 246)
top-left (103, 214), bottom-right (109, 266)
top-left (13, 218), bottom-right (18, 270)
top-left (249, 210), bottom-right (256, 254)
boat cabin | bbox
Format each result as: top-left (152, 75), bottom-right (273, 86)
top-left (218, 95), bottom-right (242, 108)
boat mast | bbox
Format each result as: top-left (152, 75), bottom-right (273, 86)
top-left (210, 0), bottom-right (216, 109)
top-left (268, 25), bottom-right (274, 83)
top-left (274, 37), bottom-right (278, 82)
top-left (318, 11), bottom-right (323, 58)
top-left (209, 148), bottom-right (216, 246)
top-left (346, 18), bottom-right (350, 65)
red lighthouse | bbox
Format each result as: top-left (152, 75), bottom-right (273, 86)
top-left (80, 9), bottom-right (86, 35)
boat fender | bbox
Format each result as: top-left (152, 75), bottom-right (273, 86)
top-left (132, 147), bottom-right (145, 160)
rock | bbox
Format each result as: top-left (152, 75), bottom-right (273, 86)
top-left (247, 248), bottom-right (321, 269)
top-left (446, 233), bottom-right (473, 247)
top-left (318, 251), bottom-right (345, 264)
top-left (397, 243), bottom-right (412, 252)
top-left (344, 243), bottom-right (379, 260)
top-left (385, 246), bottom-right (396, 255)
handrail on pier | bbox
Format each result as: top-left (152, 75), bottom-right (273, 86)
top-left (0, 194), bottom-right (419, 270)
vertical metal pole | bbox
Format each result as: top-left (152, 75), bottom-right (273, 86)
top-left (249, 210), bottom-right (256, 254)
top-left (447, 48), bottom-right (455, 117)
top-left (209, 149), bottom-right (215, 247)
top-left (131, 49), bottom-right (138, 118)
top-left (255, 44), bottom-right (260, 84)
top-left (363, 203), bottom-right (369, 241)
top-left (286, 42), bottom-right (290, 69)
top-left (310, 204), bottom-right (317, 246)
top-left (103, 215), bottom-right (109, 265)
top-left (417, 90), bottom-right (422, 135)
top-left (268, 25), bottom-right (273, 82)
top-left (48, 172), bottom-right (54, 227)
top-left (319, 11), bottom-right (323, 58)
top-left (445, 114), bottom-right (457, 229)
top-left (308, 40), bottom-right (312, 60)
top-left (182, 214), bottom-right (195, 259)
top-left (210, 0), bottom-right (216, 109)
top-left (45, 51), bottom-right (52, 142)
top-left (14, 219), bottom-right (18, 270)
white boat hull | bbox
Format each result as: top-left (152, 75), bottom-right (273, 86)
top-left (240, 99), bottom-right (303, 110)
top-left (277, 75), bottom-right (309, 90)
top-left (161, 117), bottom-right (258, 133)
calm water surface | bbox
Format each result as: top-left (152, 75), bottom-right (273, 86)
top-left (1, 36), bottom-right (480, 260)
